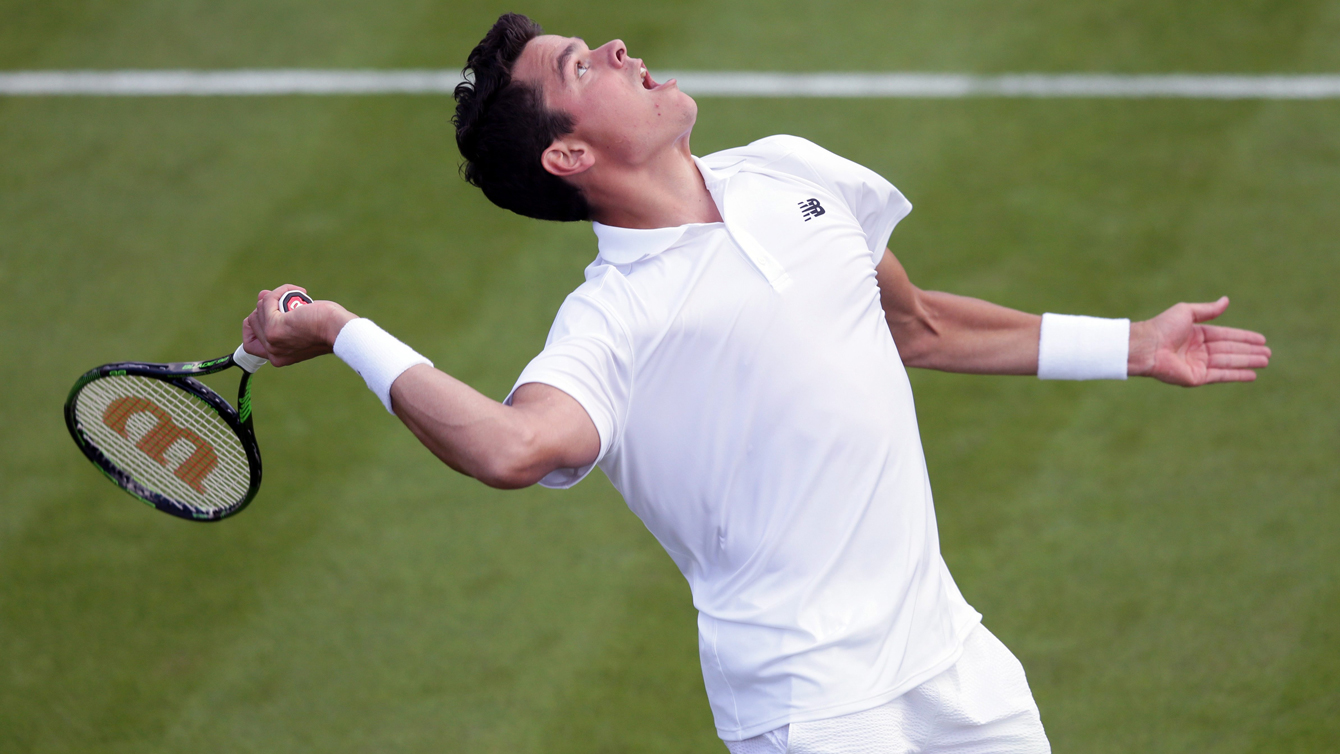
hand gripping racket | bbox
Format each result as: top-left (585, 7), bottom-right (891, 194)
top-left (64, 290), bottom-right (313, 521)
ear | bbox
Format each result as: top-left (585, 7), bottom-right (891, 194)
top-left (541, 139), bottom-right (595, 178)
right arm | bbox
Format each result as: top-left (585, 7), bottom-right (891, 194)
top-left (390, 367), bottom-right (599, 488)
top-left (244, 285), bottom-right (599, 489)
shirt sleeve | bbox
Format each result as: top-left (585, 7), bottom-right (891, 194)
top-left (757, 135), bottom-right (913, 265)
top-left (504, 290), bottom-right (634, 489)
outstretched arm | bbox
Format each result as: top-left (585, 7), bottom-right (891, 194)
top-left (874, 250), bottom-right (1271, 384)
top-left (243, 285), bottom-right (600, 488)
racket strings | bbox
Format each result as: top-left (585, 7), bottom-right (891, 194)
top-left (74, 375), bottom-right (251, 513)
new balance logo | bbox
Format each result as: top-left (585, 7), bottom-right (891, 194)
top-left (798, 198), bottom-right (825, 221)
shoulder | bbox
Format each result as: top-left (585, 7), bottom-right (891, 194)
top-left (701, 134), bottom-right (833, 169)
top-left (547, 264), bottom-right (637, 342)
top-left (705, 135), bottom-right (878, 189)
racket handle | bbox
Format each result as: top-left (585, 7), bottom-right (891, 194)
top-left (281, 290), bottom-right (314, 312)
top-left (233, 291), bottom-right (316, 373)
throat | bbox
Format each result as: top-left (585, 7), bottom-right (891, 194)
top-left (589, 150), bottom-right (721, 230)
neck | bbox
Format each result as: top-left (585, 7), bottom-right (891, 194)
top-left (581, 139), bottom-right (722, 229)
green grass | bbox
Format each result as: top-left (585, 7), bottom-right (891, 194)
top-left (2, 1), bottom-right (1338, 752)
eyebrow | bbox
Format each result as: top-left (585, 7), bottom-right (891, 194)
top-left (556, 41), bottom-right (578, 83)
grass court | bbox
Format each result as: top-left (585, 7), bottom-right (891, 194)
top-left (2, 0), bottom-right (1338, 751)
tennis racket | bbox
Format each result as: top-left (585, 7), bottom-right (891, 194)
top-left (64, 290), bottom-right (313, 521)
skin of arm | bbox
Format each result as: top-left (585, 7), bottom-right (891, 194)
top-left (243, 285), bottom-right (600, 489)
top-left (874, 249), bottom-right (1041, 375)
top-left (874, 249), bottom-right (1272, 385)
top-left (389, 367), bottom-right (599, 488)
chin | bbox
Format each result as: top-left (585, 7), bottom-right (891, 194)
top-left (679, 89), bottom-right (699, 117)
top-left (673, 93), bottom-right (699, 134)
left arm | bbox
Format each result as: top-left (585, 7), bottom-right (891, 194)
top-left (874, 249), bottom-right (1271, 385)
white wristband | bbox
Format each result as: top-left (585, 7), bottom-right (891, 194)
top-left (333, 318), bottom-right (433, 413)
top-left (1038, 313), bottom-right (1130, 380)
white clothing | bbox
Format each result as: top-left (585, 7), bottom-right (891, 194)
top-left (507, 135), bottom-right (981, 740)
top-left (725, 624), bottom-right (1050, 754)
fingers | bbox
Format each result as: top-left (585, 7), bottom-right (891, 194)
top-left (242, 312), bottom-right (266, 355)
top-left (256, 284), bottom-right (309, 313)
top-left (244, 286), bottom-right (347, 368)
top-left (1187, 296), bottom-right (1230, 323)
top-left (1204, 368), bottom-right (1259, 384)
top-left (272, 284), bottom-right (308, 297)
top-left (241, 315), bottom-right (270, 358)
top-left (243, 308), bottom-right (266, 337)
top-left (1206, 341), bottom-right (1268, 355)
top-left (1201, 323), bottom-right (1267, 345)
top-left (1207, 340), bottom-right (1271, 367)
top-left (1208, 353), bottom-right (1270, 370)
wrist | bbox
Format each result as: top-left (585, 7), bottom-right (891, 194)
top-left (332, 318), bottom-right (433, 413)
top-left (324, 307), bottom-right (359, 350)
top-left (1126, 320), bottom-right (1158, 377)
top-left (1037, 313), bottom-right (1130, 380)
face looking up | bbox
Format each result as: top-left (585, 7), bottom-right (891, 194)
top-left (512, 35), bottom-right (699, 178)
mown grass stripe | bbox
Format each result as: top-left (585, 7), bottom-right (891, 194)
top-left (3, 71), bottom-right (1340, 98)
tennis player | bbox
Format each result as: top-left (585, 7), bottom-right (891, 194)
top-left (244, 13), bottom-right (1271, 753)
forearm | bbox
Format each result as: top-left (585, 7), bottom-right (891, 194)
top-left (883, 283), bottom-right (1267, 387)
top-left (330, 317), bottom-right (571, 488)
top-left (389, 365), bottom-right (543, 488)
top-left (246, 289), bottom-right (599, 485)
top-left (876, 249), bottom-right (1139, 377)
top-left (895, 290), bottom-right (1041, 374)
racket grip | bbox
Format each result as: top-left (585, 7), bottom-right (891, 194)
top-left (232, 291), bottom-right (314, 373)
top-left (233, 344), bottom-right (268, 373)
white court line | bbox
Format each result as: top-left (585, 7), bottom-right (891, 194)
top-left (2, 70), bottom-right (1340, 98)
top-left (0, 70), bottom-right (463, 95)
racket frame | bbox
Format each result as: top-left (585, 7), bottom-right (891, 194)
top-left (64, 354), bottom-right (262, 522)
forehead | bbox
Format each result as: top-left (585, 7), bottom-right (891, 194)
top-left (513, 33), bottom-right (579, 91)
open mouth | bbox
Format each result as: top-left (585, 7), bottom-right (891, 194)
top-left (640, 65), bottom-right (671, 91)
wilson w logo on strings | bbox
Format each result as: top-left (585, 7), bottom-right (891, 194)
top-left (102, 397), bottom-right (219, 493)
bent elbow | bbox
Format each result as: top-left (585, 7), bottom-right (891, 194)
top-left (897, 345), bottom-right (934, 370)
top-left (476, 466), bottom-right (541, 490)
top-left (892, 329), bottom-right (941, 369)
top-left (889, 307), bottom-right (943, 370)
top-left (474, 427), bottom-right (546, 489)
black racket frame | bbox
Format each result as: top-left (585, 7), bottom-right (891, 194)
top-left (64, 354), bottom-right (262, 522)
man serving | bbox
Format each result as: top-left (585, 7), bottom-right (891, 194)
top-left (244, 13), bottom-right (1271, 753)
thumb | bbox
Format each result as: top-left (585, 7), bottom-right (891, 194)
top-left (1187, 296), bottom-right (1229, 323)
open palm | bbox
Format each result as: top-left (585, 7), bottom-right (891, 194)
top-left (1132, 297), bottom-right (1271, 386)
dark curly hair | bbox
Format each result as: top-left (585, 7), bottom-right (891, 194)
top-left (453, 13), bottom-right (592, 222)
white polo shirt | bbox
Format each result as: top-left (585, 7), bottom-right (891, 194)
top-left (507, 135), bottom-right (981, 740)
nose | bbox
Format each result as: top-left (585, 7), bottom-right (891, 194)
top-left (600, 39), bottom-right (628, 67)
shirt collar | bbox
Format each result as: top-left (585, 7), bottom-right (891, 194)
top-left (591, 156), bottom-right (745, 265)
top-left (592, 223), bottom-right (689, 265)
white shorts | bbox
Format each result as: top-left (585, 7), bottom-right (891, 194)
top-left (724, 624), bottom-right (1050, 754)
